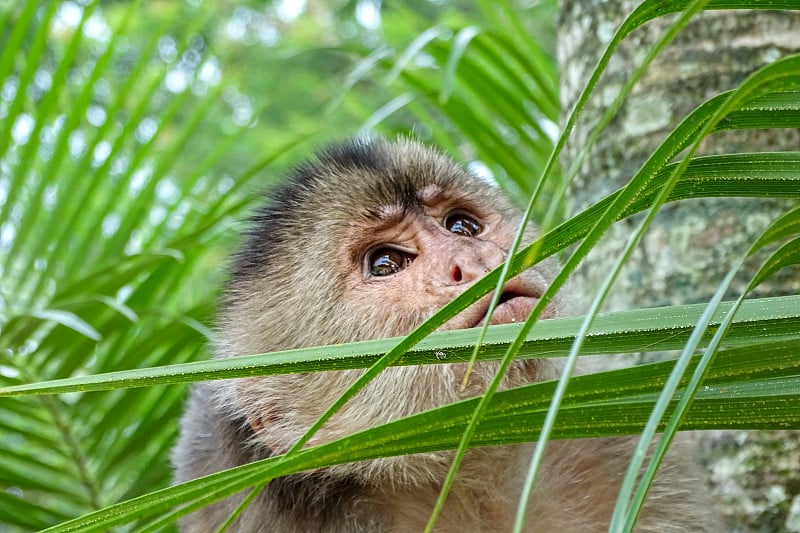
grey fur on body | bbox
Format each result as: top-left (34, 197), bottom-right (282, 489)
top-left (172, 138), bottom-right (720, 532)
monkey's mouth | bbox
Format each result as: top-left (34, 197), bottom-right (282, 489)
top-left (470, 274), bottom-right (554, 328)
top-left (476, 291), bottom-right (540, 327)
top-left (440, 278), bottom-right (551, 331)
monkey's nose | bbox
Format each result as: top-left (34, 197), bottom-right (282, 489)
top-left (444, 241), bottom-right (505, 285)
top-left (447, 256), bottom-right (493, 284)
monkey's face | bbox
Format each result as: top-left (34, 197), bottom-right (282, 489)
top-left (222, 139), bottom-right (558, 356)
top-left (340, 183), bottom-right (552, 335)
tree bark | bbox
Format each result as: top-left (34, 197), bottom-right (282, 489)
top-left (560, 4), bottom-right (800, 309)
top-left (558, 3), bottom-right (800, 530)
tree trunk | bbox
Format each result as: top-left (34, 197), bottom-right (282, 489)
top-left (558, 3), bottom-right (800, 530)
top-left (560, 4), bottom-right (800, 309)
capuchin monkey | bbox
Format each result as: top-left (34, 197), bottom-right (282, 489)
top-left (172, 138), bottom-right (720, 532)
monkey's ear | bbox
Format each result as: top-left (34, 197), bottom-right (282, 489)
top-left (245, 408), bottom-right (286, 456)
top-left (248, 415), bottom-right (264, 434)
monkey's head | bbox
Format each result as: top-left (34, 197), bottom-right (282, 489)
top-left (224, 138), bottom-right (556, 352)
top-left (217, 138), bottom-right (559, 474)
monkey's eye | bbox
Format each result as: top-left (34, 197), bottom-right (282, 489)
top-left (444, 212), bottom-right (482, 237)
top-left (367, 247), bottom-right (413, 277)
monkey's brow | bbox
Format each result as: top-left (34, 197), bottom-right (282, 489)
top-left (416, 184), bottom-right (446, 205)
top-left (345, 205), bottom-right (415, 265)
top-left (361, 204), bottom-right (409, 231)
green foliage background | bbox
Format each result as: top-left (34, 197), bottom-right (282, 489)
top-left (0, 1), bottom-right (797, 532)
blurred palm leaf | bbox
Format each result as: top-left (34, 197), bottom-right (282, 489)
top-left (0, 2), bottom-right (305, 529)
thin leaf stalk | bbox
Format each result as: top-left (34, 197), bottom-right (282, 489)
top-left (621, 267), bottom-right (742, 531)
top-left (512, 0), bottom-right (713, 529)
top-left (623, 220), bottom-right (800, 528)
top-left (426, 6), bottom-right (579, 520)
top-left (610, 52), bottom-right (800, 533)
top-left (214, 485), bottom-right (266, 533)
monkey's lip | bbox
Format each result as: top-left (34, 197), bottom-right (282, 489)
top-left (478, 293), bottom-right (540, 326)
top-left (440, 279), bottom-right (551, 331)
top-left (471, 279), bottom-right (551, 328)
